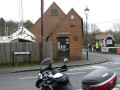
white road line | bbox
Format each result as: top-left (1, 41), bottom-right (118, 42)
top-left (69, 65), bottom-right (105, 72)
top-left (19, 76), bottom-right (37, 80)
top-left (69, 67), bottom-right (95, 71)
top-left (66, 72), bottom-right (86, 75)
top-left (113, 88), bottom-right (120, 90)
top-left (116, 84), bottom-right (120, 87)
top-left (90, 66), bottom-right (105, 69)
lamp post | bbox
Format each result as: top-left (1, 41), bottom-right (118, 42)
top-left (84, 6), bottom-right (89, 60)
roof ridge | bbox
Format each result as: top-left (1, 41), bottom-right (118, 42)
top-left (44, 2), bottom-right (66, 16)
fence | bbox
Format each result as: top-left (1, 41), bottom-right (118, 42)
top-left (0, 42), bottom-right (53, 64)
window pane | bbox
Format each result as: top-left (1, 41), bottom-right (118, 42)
top-left (51, 10), bottom-right (58, 15)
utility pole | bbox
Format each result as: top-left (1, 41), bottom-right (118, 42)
top-left (41, 0), bottom-right (44, 61)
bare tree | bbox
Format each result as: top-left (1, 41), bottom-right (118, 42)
top-left (88, 23), bottom-right (101, 43)
top-left (113, 22), bottom-right (120, 44)
top-left (83, 23), bottom-right (102, 45)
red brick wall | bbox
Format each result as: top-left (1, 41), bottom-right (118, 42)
top-left (30, 2), bottom-right (83, 60)
top-left (49, 9), bottom-right (83, 60)
top-left (30, 18), bottom-right (41, 42)
top-left (31, 2), bottom-right (65, 42)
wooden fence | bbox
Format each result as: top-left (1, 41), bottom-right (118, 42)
top-left (0, 42), bottom-right (53, 64)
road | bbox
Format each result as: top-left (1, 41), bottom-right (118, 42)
top-left (0, 53), bottom-right (120, 90)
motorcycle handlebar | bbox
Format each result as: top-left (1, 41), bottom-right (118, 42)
top-left (59, 65), bottom-right (68, 72)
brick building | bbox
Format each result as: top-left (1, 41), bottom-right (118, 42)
top-left (30, 2), bottom-right (83, 60)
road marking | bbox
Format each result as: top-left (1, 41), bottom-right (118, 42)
top-left (69, 65), bottom-right (105, 72)
top-left (113, 88), bottom-right (120, 90)
top-left (66, 72), bottom-right (86, 75)
top-left (69, 67), bottom-right (95, 71)
top-left (19, 76), bottom-right (37, 80)
top-left (90, 66), bottom-right (104, 69)
top-left (116, 84), bottom-right (120, 87)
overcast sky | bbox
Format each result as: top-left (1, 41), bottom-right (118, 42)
top-left (0, 0), bottom-right (120, 31)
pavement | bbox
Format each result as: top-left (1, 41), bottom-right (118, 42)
top-left (0, 53), bottom-right (109, 74)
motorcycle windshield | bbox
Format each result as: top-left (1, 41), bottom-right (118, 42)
top-left (40, 58), bottom-right (52, 72)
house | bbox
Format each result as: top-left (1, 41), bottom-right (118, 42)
top-left (30, 2), bottom-right (83, 60)
top-left (95, 33), bottom-right (115, 47)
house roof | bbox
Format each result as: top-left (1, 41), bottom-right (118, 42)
top-left (95, 33), bottom-right (109, 40)
top-left (95, 33), bottom-right (115, 41)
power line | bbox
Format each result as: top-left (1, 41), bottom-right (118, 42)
top-left (96, 19), bottom-right (120, 24)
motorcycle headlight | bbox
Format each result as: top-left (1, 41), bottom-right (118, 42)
top-left (38, 73), bottom-right (42, 79)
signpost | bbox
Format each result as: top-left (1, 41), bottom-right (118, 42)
top-left (101, 47), bottom-right (108, 52)
top-left (13, 51), bottom-right (31, 66)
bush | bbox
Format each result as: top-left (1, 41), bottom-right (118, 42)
top-left (109, 48), bottom-right (117, 53)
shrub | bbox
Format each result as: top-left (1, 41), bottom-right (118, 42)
top-left (109, 48), bottom-right (117, 53)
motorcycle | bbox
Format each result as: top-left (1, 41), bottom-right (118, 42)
top-left (36, 58), bottom-right (117, 90)
top-left (36, 58), bottom-right (74, 90)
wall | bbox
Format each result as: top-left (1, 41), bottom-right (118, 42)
top-left (49, 9), bottom-right (83, 60)
top-left (0, 42), bottom-right (53, 64)
top-left (30, 2), bottom-right (83, 60)
top-left (30, 2), bottom-right (65, 42)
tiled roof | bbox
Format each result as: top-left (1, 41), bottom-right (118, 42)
top-left (95, 33), bottom-right (108, 40)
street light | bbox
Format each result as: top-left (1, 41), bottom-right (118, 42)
top-left (84, 6), bottom-right (89, 60)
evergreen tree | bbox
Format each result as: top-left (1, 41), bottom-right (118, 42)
top-left (24, 20), bottom-right (33, 30)
top-left (0, 17), bottom-right (6, 36)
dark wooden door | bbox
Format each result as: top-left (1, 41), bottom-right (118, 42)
top-left (57, 37), bottom-right (69, 58)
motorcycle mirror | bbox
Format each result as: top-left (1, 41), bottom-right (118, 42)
top-left (64, 58), bottom-right (69, 64)
top-left (38, 73), bottom-right (42, 79)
